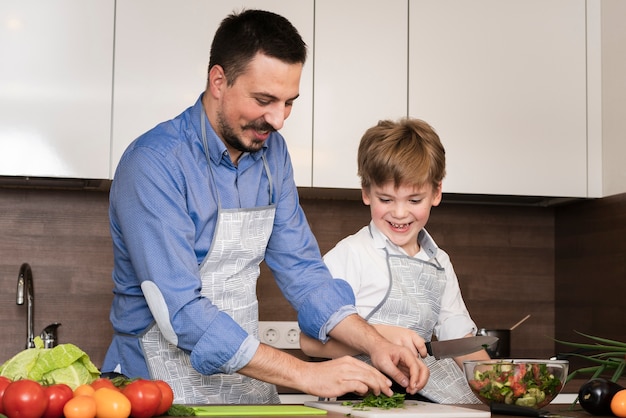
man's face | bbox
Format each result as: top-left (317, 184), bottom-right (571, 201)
top-left (214, 53), bottom-right (302, 161)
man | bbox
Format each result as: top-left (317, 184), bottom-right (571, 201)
top-left (102, 9), bottom-right (429, 404)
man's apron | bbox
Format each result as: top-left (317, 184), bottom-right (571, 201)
top-left (139, 116), bottom-right (280, 404)
top-left (359, 231), bottom-right (480, 404)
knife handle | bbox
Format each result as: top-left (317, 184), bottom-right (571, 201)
top-left (490, 403), bottom-right (547, 417)
top-left (425, 341), bottom-right (433, 356)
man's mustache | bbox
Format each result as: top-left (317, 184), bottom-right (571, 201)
top-left (243, 121), bottom-right (276, 132)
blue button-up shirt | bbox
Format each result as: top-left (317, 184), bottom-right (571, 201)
top-left (102, 95), bottom-right (356, 378)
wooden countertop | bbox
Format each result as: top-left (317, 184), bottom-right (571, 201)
top-left (457, 403), bottom-right (588, 417)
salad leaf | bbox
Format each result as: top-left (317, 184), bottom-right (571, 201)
top-left (0, 346), bottom-right (40, 380)
top-left (0, 337), bottom-right (100, 389)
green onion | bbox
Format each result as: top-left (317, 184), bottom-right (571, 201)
top-left (555, 331), bottom-right (626, 384)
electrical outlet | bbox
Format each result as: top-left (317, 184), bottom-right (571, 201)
top-left (258, 321), bottom-right (301, 349)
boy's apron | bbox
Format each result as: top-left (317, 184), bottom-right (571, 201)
top-left (358, 232), bottom-right (480, 404)
top-left (139, 115), bottom-right (280, 404)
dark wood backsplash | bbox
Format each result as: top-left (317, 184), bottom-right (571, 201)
top-left (0, 188), bottom-right (114, 366)
top-left (554, 193), bottom-right (626, 372)
top-left (1, 186), bottom-right (623, 375)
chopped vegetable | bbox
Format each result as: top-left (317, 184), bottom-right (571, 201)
top-left (342, 393), bottom-right (406, 410)
top-left (468, 362), bottom-right (562, 408)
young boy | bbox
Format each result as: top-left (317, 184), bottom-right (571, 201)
top-left (300, 118), bottom-right (489, 403)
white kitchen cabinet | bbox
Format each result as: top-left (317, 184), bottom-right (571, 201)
top-left (0, 1), bottom-right (114, 179)
top-left (111, 1), bottom-right (314, 185)
top-left (312, 0), bottom-right (409, 189)
top-left (586, 0), bottom-right (626, 198)
top-left (409, 0), bottom-right (588, 198)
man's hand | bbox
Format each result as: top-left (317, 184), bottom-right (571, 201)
top-left (301, 355), bottom-right (395, 398)
top-left (239, 343), bottom-right (396, 398)
top-left (367, 338), bottom-right (429, 394)
top-left (328, 315), bottom-right (430, 394)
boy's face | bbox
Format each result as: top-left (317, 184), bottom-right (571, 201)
top-left (362, 181), bottom-right (442, 256)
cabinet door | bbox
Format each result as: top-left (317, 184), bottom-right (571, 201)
top-left (111, 1), bottom-right (314, 185)
top-left (0, 1), bottom-right (114, 179)
top-left (313, 0), bottom-right (408, 189)
top-left (409, 0), bottom-right (587, 197)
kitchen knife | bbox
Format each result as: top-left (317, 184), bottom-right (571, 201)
top-left (425, 336), bottom-right (498, 359)
top-left (490, 403), bottom-right (574, 417)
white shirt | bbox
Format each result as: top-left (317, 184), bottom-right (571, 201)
top-left (324, 221), bottom-right (477, 341)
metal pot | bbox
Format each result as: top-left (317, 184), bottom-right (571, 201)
top-left (476, 328), bottom-right (510, 358)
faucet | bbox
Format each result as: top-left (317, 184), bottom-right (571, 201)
top-left (15, 264), bottom-right (62, 349)
top-left (40, 322), bottom-right (61, 348)
top-left (16, 262), bottom-right (35, 349)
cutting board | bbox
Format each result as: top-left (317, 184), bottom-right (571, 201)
top-left (304, 401), bottom-right (490, 418)
top-left (192, 405), bottom-right (328, 416)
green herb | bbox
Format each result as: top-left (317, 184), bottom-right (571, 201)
top-left (166, 404), bottom-right (196, 416)
top-left (555, 331), bottom-right (626, 384)
top-left (342, 393), bottom-right (406, 410)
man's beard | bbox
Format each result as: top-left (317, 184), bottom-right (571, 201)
top-left (217, 111), bottom-right (276, 154)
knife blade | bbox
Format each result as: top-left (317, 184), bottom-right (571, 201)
top-left (425, 336), bottom-right (498, 359)
top-left (490, 403), bottom-right (575, 418)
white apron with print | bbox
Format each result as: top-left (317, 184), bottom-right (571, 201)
top-left (361, 244), bottom-right (480, 404)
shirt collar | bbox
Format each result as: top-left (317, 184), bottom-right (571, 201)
top-left (368, 220), bottom-right (439, 261)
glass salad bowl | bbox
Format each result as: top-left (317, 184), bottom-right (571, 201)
top-left (463, 359), bottom-right (569, 409)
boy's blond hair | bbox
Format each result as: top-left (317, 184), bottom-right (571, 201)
top-left (357, 118), bottom-right (446, 191)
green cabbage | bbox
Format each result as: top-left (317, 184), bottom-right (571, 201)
top-left (0, 337), bottom-right (100, 389)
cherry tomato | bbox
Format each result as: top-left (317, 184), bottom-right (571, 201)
top-left (2, 379), bottom-right (48, 418)
top-left (93, 387), bottom-right (131, 418)
top-left (0, 376), bottom-right (12, 414)
top-left (153, 380), bottom-right (174, 416)
top-left (611, 389), bottom-right (626, 418)
top-left (64, 395), bottom-right (97, 418)
top-left (122, 379), bottom-right (161, 418)
top-left (42, 383), bottom-right (74, 418)
top-left (91, 378), bottom-right (119, 392)
top-left (74, 383), bottom-right (96, 397)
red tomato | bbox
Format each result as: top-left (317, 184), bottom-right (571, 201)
top-left (0, 376), bottom-right (12, 414)
top-left (153, 380), bottom-right (174, 416)
top-left (2, 379), bottom-right (48, 418)
top-left (42, 383), bottom-right (74, 418)
top-left (91, 377), bottom-right (119, 392)
top-left (122, 379), bottom-right (162, 418)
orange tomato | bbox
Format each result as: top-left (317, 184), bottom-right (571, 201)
top-left (74, 383), bottom-right (96, 397)
top-left (611, 389), bottom-right (626, 418)
top-left (64, 395), bottom-right (97, 418)
top-left (93, 387), bottom-right (131, 418)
